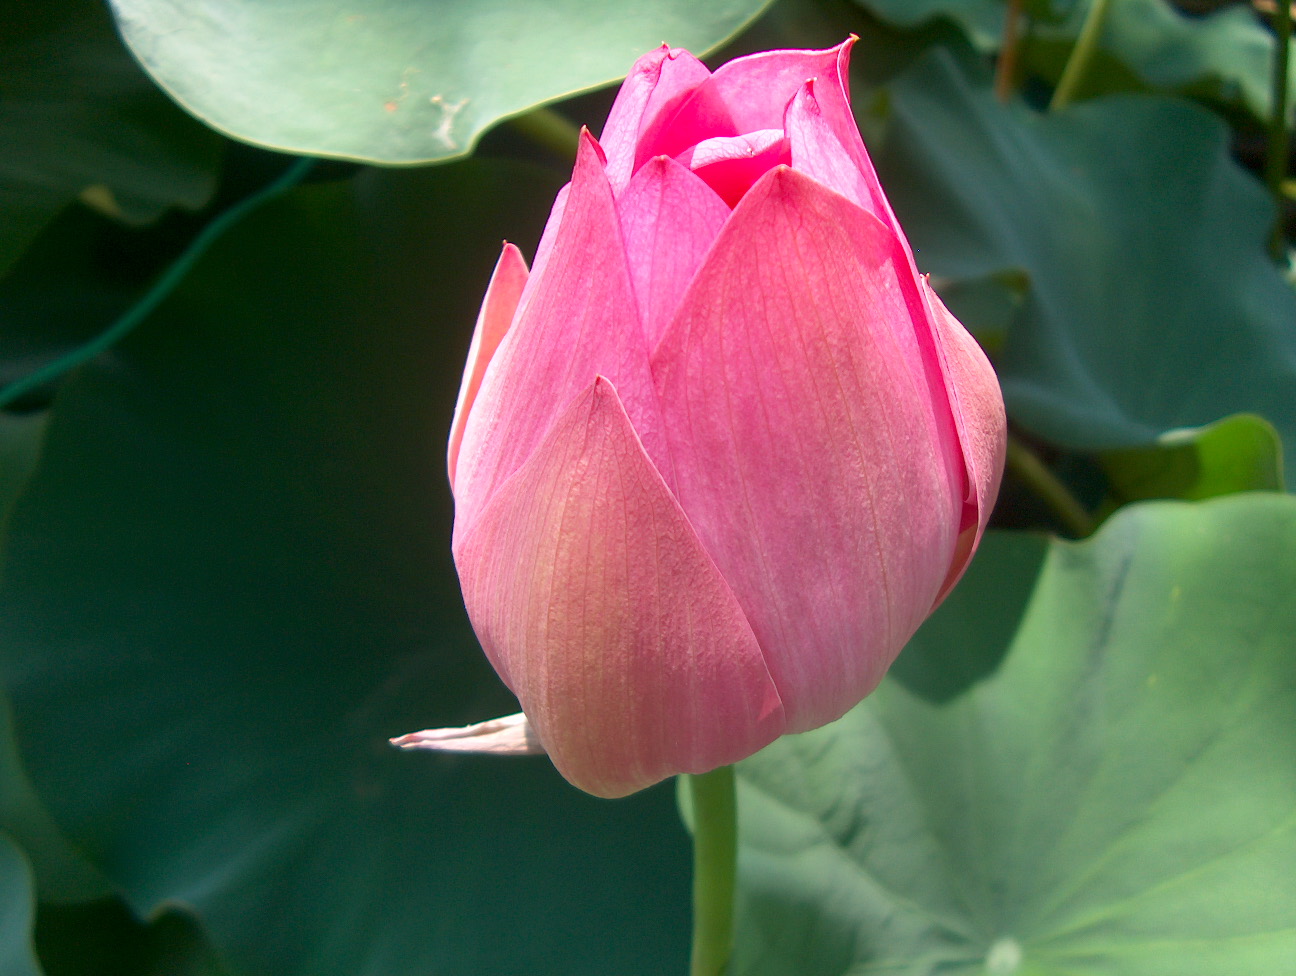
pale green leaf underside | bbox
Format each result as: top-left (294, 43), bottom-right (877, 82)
top-left (736, 494), bottom-right (1296, 975)
top-left (108, 0), bottom-right (774, 163)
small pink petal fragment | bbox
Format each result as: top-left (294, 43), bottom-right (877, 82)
top-left (455, 377), bottom-right (784, 798)
top-left (447, 243), bottom-right (528, 490)
top-left (390, 712), bottom-right (546, 756)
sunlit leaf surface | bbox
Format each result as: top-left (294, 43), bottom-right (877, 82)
top-left (108, 0), bottom-right (774, 163)
top-left (736, 495), bottom-right (1296, 975)
top-left (878, 52), bottom-right (1296, 471)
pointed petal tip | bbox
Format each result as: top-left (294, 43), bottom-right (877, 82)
top-left (794, 77), bottom-right (820, 112)
top-left (448, 240), bottom-right (530, 490)
top-left (577, 127), bottom-right (607, 165)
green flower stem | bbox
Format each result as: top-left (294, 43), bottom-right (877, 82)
top-left (1006, 434), bottom-right (1097, 537)
top-left (508, 106), bottom-right (582, 160)
top-left (0, 156), bottom-right (316, 410)
top-left (1050, 0), bottom-right (1113, 112)
top-left (688, 765), bottom-right (737, 976)
top-left (994, 0), bottom-right (1027, 102)
top-left (1267, 0), bottom-right (1293, 258)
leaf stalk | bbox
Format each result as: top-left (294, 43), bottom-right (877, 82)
top-left (1050, 0), bottom-right (1113, 112)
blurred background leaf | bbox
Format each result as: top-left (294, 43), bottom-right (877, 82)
top-left (0, 160), bottom-right (693, 976)
top-left (0, 412), bottom-right (46, 525)
top-left (107, 0), bottom-right (776, 164)
top-left (854, 0), bottom-right (1296, 121)
top-left (0, 0), bottom-right (221, 279)
top-left (1102, 412), bottom-right (1285, 504)
top-left (1026, 0), bottom-right (1296, 120)
top-left (733, 494), bottom-right (1296, 975)
top-left (0, 835), bottom-right (43, 976)
top-left (34, 899), bottom-right (230, 976)
top-left (876, 50), bottom-right (1296, 472)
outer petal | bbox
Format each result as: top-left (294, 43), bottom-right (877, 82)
top-left (651, 167), bottom-right (964, 733)
top-left (452, 131), bottom-right (664, 541)
top-left (447, 243), bottom-right (528, 490)
top-left (454, 378), bottom-right (785, 798)
top-left (923, 280), bottom-right (1007, 604)
top-left (617, 155), bottom-right (729, 348)
top-left (601, 46), bottom-right (712, 194)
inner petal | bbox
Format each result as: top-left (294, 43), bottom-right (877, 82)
top-left (676, 129), bottom-right (791, 208)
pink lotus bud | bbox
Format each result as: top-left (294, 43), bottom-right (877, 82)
top-left (422, 40), bottom-right (1006, 799)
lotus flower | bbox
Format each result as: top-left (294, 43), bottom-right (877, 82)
top-left (396, 39), bottom-right (1006, 798)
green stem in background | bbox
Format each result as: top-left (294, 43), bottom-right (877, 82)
top-left (1266, 0), bottom-right (1293, 259)
top-left (994, 0), bottom-right (1027, 102)
top-left (508, 106), bottom-right (582, 160)
top-left (0, 157), bottom-right (316, 411)
top-left (1006, 434), bottom-right (1097, 537)
top-left (1050, 0), bottom-right (1113, 112)
top-left (688, 765), bottom-right (737, 976)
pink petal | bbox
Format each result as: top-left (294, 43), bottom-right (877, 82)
top-left (638, 81), bottom-right (737, 167)
top-left (390, 713), bottom-right (544, 756)
top-left (617, 155), bottom-right (729, 348)
top-left (452, 131), bottom-right (664, 540)
top-left (709, 42), bottom-right (848, 134)
top-left (923, 279), bottom-right (1007, 604)
top-left (784, 80), bottom-right (871, 213)
top-left (784, 72), bottom-right (902, 242)
top-left (636, 40), bottom-right (852, 181)
top-left (601, 46), bottom-right (712, 194)
top-left (447, 243), bottom-right (528, 489)
top-left (677, 129), bottom-right (791, 208)
top-left (454, 377), bottom-right (785, 798)
top-left (651, 167), bottom-right (965, 733)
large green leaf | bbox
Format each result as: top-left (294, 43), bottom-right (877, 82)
top-left (0, 412), bottom-right (46, 530)
top-left (0, 675), bottom-right (110, 904)
top-left (0, 0), bottom-right (221, 278)
top-left (0, 161), bottom-right (692, 975)
top-left (0, 416), bottom-right (102, 908)
top-left (734, 494), bottom-right (1296, 974)
top-left (877, 51), bottom-right (1296, 472)
top-left (108, 0), bottom-right (773, 164)
top-left (0, 835), bottom-right (42, 976)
